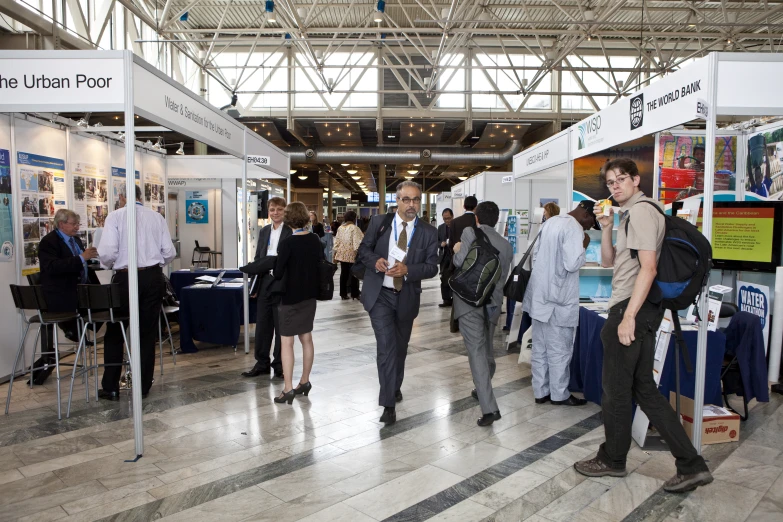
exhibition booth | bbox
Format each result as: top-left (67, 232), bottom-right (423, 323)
top-left (510, 52), bottom-right (783, 451)
top-left (0, 50), bottom-right (289, 455)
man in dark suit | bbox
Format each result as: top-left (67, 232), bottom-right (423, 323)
top-left (38, 209), bottom-right (100, 361)
top-left (437, 208), bottom-right (454, 307)
top-left (357, 181), bottom-right (439, 425)
top-left (242, 197), bottom-right (291, 378)
top-left (448, 195), bottom-right (478, 255)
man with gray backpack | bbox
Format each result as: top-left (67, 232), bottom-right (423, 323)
top-left (451, 201), bottom-right (513, 427)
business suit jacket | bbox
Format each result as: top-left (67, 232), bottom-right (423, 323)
top-left (253, 223), bottom-right (292, 297)
top-left (452, 224), bottom-right (513, 323)
top-left (357, 214), bottom-right (439, 322)
top-left (448, 211), bottom-right (476, 255)
top-left (38, 230), bottom-right (99, 313)
top-left (437, 223), bottom-right (450, 265)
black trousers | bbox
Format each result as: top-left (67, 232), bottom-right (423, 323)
top-left (102, 267), bottom-right (164, 394)
top-left (597, 298), bottom-right (709, 475)
top-left (369, 288), bottom-right (414, 407)
top-left (254, 293), bottom-right (282, 372)
top-left (339, 262), bottom-right (360, 298)
top-left (440, 277), bottom-right (452, 303)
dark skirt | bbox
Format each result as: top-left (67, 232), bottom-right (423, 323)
top-left (278, 298), bottom-right (317, 336)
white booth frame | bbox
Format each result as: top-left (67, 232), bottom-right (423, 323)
top-left (0, 50), bottom-right (290, 456)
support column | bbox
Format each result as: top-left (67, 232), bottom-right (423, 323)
top-left (378, 165), bottom-right (386, 213)
top-left (327, 176), bottom-right (333, 222)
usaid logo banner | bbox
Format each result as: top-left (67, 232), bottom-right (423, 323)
top-left (737, 282), bottom-right (770, 350)
top-left (577, 115), bottom-right (601, 150)
top-left (630, 94), bottom-right (644, 130)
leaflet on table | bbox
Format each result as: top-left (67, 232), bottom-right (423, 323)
top-left (686, 289), bottom-right (724, 332)
top-left (0, 149), bottom-right (13, 262)
top-left (72, 161), bottom-right (107, 248)
top-left (18, 152), bottom-right (67, 275)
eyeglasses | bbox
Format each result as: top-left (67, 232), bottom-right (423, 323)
top-left (399, 197), bottom-right (422, 205)
top-left (605, 175), bottom-right (630, 188)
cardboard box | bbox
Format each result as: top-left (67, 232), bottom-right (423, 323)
top-left (669, 392), bottom-right (740, 445)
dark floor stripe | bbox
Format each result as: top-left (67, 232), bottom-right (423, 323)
top-left (94, 376), bottom-right (534, 521)
top-left (382, 413), bottom-right (604, 522)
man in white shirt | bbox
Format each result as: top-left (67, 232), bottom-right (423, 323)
top-left (242, 197), bottom-right (291, 378)
top-left (522, 200), bottom-right (597, 406)
top-left (97, 185), bottom-right (176, 400)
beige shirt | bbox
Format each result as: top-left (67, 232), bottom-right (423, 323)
top-left (608, 191), bottom-right (665, 309)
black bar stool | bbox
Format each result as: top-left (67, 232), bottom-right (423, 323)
top-left (5, 285), bottom-right (82, 420)
top-left (66, 284), bottom-right (131, 418)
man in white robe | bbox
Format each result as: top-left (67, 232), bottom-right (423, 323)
top-left (522, 200), bottom-right (598, 406)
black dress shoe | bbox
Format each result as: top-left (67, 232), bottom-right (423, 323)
top-left (471, 389), bottom-right (478, 400)
top-left (241, 365), bottom-right (270, 377)
top-left (98, 390), bottom-right (120, 401)
top-left (379, 407), bottom-right (396, 425)
top-left (395, 390), bottom-right (403, 402)
top-left (551, 395), bottom-right (588, 406)
top-left (501, 326), bottom-right (510, 332)
top-left (477, 411), bottom-right (501, 426)
top-left (535, 395), bottom-right (551, 404)
top-left (438, 301), bottom-right (453, 308)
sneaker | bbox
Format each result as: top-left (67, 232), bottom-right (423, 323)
top-left (574, 457), bottom-right (628, 478)
top-left (663, 471), bottom-right (713, 493)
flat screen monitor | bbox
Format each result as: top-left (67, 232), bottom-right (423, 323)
top-left (673, 200), bottom-right (783, 272)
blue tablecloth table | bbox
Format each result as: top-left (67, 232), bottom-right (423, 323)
top-left (569, 306), bottom-right (725, 407)
top-left (170, 270), bottom-right (245, 298)
top-left (178, 283), bottom-right (257, 353)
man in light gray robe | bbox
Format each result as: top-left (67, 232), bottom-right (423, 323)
top-left (453, 201), bottom-right (513, 426)
top-left (522, 200), bottom-right (598, 406)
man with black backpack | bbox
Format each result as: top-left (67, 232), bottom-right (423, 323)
top-left (575, 158), bottom-right (713, 493)
top-left (452, 201), bottom-right (513, 427)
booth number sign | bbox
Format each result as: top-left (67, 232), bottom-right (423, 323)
top-left (247, 155), bottom-right (270, 167)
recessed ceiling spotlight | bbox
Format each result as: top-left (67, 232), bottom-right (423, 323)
top-left (346, 169), bottom-right (358, 174)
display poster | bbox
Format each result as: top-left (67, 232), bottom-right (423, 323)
top-left (186, 191), bottom-right (209, 224)
top-left (144, 170), bottom-right (166, 217)
top-left (0, 149), bottom-right (13, 261)
top-left (573, 136), bottom-right (655, 202)
top-left (111, 167), bottom-right (140, 211)
top-left (658, 134), bottom-right (737, 205)
top-left (736, 281), bottom-right (770, 352)
top-left (18, 152), bottom-right (66, 275)
top-left (705, 206), bottom-right (775, 264)
top-left (746, 124), bottom-right (783, 200)
top-left (72, 161), bottom-right (107, 247)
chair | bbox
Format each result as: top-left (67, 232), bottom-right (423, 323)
top-left (192, 241), bottom-right (211, 268)
top-left (158, 304), bottom-right (178, 374)
top-left (66, 284), bottom-right (131, 418)
top-left (5, 285), bottom-right (82, 420)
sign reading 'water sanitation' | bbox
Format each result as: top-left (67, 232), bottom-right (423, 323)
top-left (0, 58), bottom-right (124, 110)
top-left (572, 57), bottom-right (710, 158)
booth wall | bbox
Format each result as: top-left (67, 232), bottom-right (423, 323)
top-left (0, 114), bottom-right (17, 381)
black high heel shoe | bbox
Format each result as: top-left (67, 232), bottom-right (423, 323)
top-left (294, 382), bottom-right (312, 396)
top-left (274, 389), bottom-right (295, 404)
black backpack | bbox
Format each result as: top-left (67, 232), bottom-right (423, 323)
top-left (627, 200), bottom-right (713, 372)
top-left (448, 228), bottom-right (502, 307)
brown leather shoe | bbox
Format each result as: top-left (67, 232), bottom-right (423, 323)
top-left (574, 457), bottom-right (628, 478)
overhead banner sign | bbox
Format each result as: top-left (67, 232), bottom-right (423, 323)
top-left (0, 52), bottom-right (125, 112)
top-left (515, 131), bottom-right (570, 177)
top-left (572, 57), bottom-right (710, 159)
top-left (133, 60), bottom-right (244, 158)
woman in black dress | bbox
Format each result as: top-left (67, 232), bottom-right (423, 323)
top-left (308, 211), bottom-right (325, 238)
top-left (273, 202), bottom-right (322, 404)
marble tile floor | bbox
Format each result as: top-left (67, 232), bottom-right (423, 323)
top-left (0, 278), bottom-right (781, 522)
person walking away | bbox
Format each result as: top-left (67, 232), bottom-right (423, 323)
top-left (522, 200), bottom-right (598, 406)
top-left (574, 158), bottom-right (713, 493)
top-left (333, 210), bottom-right (364, 300)
top-left (452, 201), bottom-right (512, 426)
top-left (437, 208), bottom-right (454, 307)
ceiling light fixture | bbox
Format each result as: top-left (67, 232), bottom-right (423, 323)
top-left (458, 176), bottom-right (467, 180)
top-left (352, 175), bottom-right (361, 180)
top-left (176, 142), bottom-right (184, 155)
top-left (406, 170), bottom-right (418, 175)
top-left (374, 0), bottom-right (385, 22)
top-left (265, 0), bottom-right (276, 23)
top-left (341, 163), bottom-right (349, 166)
top-left (346, 169), bottom-right (358, 174)
top-left (152, 137), bottom-right (163, 151)
top-left (289, 169), bottom-right (297, 174)
top-left (298, 174), bottom-right (308, 180)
